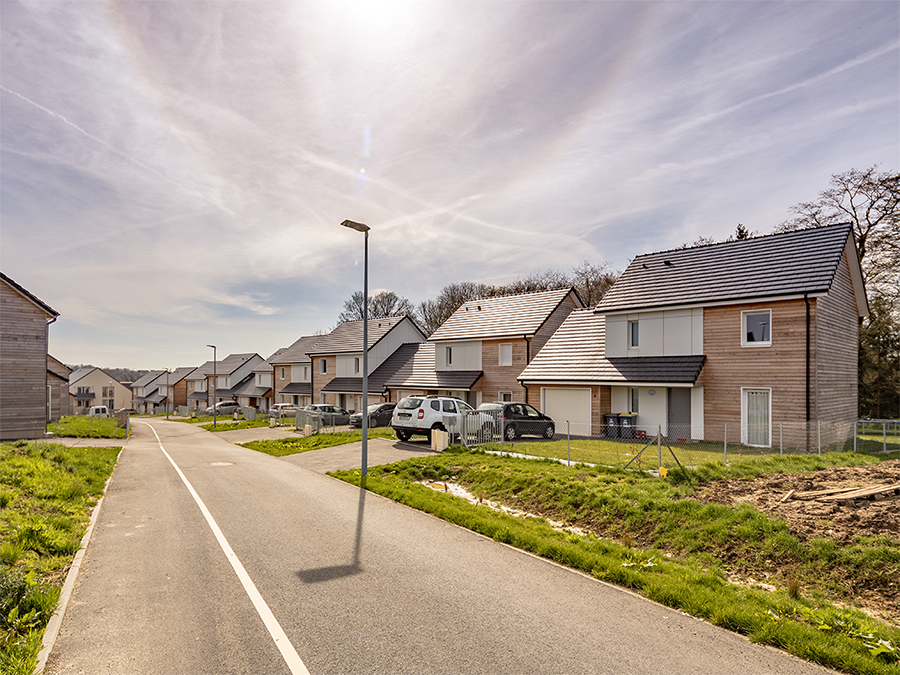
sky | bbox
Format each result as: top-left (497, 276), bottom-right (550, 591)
top-left (1, 0), bottom-right (897, 371)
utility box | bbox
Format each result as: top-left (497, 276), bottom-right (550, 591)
top-left (431, 429), bottom-right (449, 452)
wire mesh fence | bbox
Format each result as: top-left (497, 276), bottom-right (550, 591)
top-left (458, 413), bottom-right (899, 471)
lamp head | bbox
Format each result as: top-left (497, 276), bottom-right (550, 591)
top-left (341, 219), bottom-right (370, 233)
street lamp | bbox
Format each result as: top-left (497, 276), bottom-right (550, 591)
top-left (165, 369), bottom-right (170, 420)
top-left (207, 345), bottom-right (217, 428)
top-left (341, 219), bottom-right (370, 481)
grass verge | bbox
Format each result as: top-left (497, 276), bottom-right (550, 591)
top-left (46, 415), bottom-right (127, 439)
top-left (331, 449), bottom-right (900, 675)
top-left (200, 419), bottom-right (271, 432)
top-left (0, 439), bottom-right (120, 675)
top-left (240, 428), bottom-right (396, 456)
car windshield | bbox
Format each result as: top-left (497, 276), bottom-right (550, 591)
top-left (458, 402), bottom-right (474, 413)
top-left (478, 403), bottom-right (502, 411)
top-left (398, 398), bottom-right (422, 410)
top-left (367, 404), bottom-right (381, 413)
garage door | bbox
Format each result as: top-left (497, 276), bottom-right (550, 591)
top-left (542, 388), bottom-right (592, 436)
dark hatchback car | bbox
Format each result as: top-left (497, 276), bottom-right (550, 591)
top-left (477, 402), bottom-right (556, 441)
top-left (303, 405), bottom-right (351, 425)
top-left (349, 403), bottom-right (396, 428)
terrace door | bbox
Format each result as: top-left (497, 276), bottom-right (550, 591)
top-left (744, 389), bottom-right (770, 447)
top-left (667, 388), bottom-right (691, 441)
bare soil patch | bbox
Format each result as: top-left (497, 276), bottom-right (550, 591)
top-left (693, 460), bottom-right (900, 624)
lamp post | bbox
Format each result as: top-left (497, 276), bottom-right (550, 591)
top-left (165, 369), bottom-right (170, 420)
top-left (207, 345), bottom-right (217, 428)
top-left (341, 219), bottom-right (370, 481)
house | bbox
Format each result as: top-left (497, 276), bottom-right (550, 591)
top-left (0, 272), bottom-right (60, 440)
top-left (131, 370), bottom-right (166, 414)
top-left (397, 288), bottom-right (584, 407)
top-left (206, 353), bottom-right (265, 408)
top-left (132, 368), bottom-right (194, 414)
top-left (47, 355), bottom-right (72, 421)
top-left (271, 336), bottom-right (322, 409)
top-left (185, 361), bottom-right (215, 412)
top-left (309, 316), bottom-right (426, 411)
top-left (234, 350), bottom-right (285, 413)
top-left (68, 367), bottom-right (133, 415)
top-left (521, 224), bottom-right (867, 449)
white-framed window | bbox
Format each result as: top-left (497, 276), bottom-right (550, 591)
top-left (499, 343), bottom-right (512, 367)
top-left (742, 387), bottom-right (771, 447)
top-left (499, 391), bottom-right (512, 402)
top-left (280, 367), bottom-right (286, 379)
top-left (628, 320), bottom-right (639, 349)
top-left (320, 359), bottom-right (327, 374)
top-left (629, 387), bottom-right (639, 413)
top-left (354, 357), bottom-right (360, 374)
top-left (742, 309), bottom-right (772, 347)
top-left (446, 346), bottom-right (453, 366)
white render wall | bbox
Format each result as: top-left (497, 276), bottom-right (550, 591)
top-left (605, 309), bottom-right (703, 358)
top-left (434, 341), bottom-right (482, 370)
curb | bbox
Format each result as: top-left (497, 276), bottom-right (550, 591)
top-left (34, 448), bottom-right (122, 674)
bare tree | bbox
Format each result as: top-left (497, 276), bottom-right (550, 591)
top-left (417, 281), bottom-right (493, 336)
top-left (570, 260), bottom-right (618, 308)
top-left (337, 290), bottom-right (415, 324)
top-left (777, 166), bottom-right (899, 308)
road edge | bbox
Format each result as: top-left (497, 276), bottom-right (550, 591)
top-left (34, 446), bottom-right (124, 674)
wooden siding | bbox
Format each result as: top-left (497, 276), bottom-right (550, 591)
top-left (475, 339), bottom-right (528, 403)
top-left (311, 355), bottom-right (337, 405)
top-left (1, 281), bottom-right (52, 440)
top-left (702, 298), bottom-right (816, 448)
top-left (814, 250), bottom-right (859, 439)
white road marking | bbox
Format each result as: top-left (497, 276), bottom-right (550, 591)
top-left (144, 422), bottom-right (310, 675)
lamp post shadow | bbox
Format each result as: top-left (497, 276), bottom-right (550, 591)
top-left (295, 484), bottom-right (366, 584)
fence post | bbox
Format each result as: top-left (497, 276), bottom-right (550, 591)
top-left (854, 419), bottom-right (857, 453)
top-left (567, 421), bottom-right (571, 467)
top-left (885, 422), bottom-right (888, 454)
top-left (657, 426), bottom-right (662, 472)
top-left (724, 423), bottom-right (727, 464)
top-left (818, 421), bottom-right (821, 456)
top-left (779, 422), bottom-right (783, 458)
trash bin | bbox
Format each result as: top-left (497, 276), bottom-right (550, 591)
top-left (619, 413), bottom-right (638, 439)
top-left (604, 413), bottom-right (620, 438)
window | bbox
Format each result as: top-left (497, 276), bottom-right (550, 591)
top-left (630, 387), bottom-right (639, 413)
top-left (628, 320), bottom-right (639, 348)
top-left (499, 343), bottom-right (512, 366)
top-left (442, 400), bottom-right (456, 413)
top-left (280, 367), bottom-right (286, 379)
top-left (430, 400), bottom-right (441, 411)
top-left (499, 391), bottom-right (512, 402)
top-left (320, 359), bottom-right (327, 374)
top-left (320, 393), bottom-right (327, 404)
top-left (354, 357), bottom-right (360, 374)
top-left (446, 346), bottom-right (453, 366)
top-left (742, 388), bottom-right (771, 447)
top-left (303, 366), bottom-right (308, 380)
top-left (742, 310), bottom-right (771, 346)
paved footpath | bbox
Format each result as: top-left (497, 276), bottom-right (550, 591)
top-left (45, 419), bottom-right (837, 674)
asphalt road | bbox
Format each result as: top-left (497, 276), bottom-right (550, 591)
top-left (45, 419), bottom-right (836, 675)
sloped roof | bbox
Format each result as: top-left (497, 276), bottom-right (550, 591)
top-left (382, 342), bottom-right (482, 391)
top-left (428, 288), bottom-right (581, 342)
top-left (68, 366), bottom-right (123, 385)
top-left (217, 353), bottom-right (261, 375)
top-left (1, 271), bottom-right (59, 318)
top-left (132, 370), bottom-right (166, 388)
top-left (518, 309), bottom-right (705, 385)
top-left (273, 335), bottom-right (323, 364)
top-left (253, 347), bottom-right (289, 373)
top-left (280, 382), bottom-right (311, 395)
top-left (308, 316), bottom-right (423, 355)
top-left (596, 224), bottom-right (861, 314)
top-left (185, 361), bottom-right (215, 381)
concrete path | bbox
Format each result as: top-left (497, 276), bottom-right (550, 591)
top-left (45, 419), bottom-right (837, 675)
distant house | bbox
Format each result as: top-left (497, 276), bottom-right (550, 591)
top-left (206, 353), bottom-right (265, 409)
top-left (131, 370), bottom-right (166, 415)
top-left (234, 351), bottom-right (283, 412)
top-left (309, 316), bottom-right (426, 411)
top-left (132, 368), bottom-right (194, 414)
top-left (47, 355), bottom-right (72, 421)
top-left (521, 224), bottom-right (867, 448)
top-left (0, 272), bottom-right (59, 440)
top-left (68, 367), bottom-right (133, 415)
top-left (387, 288), bottom-right (583, 407)
top-left (271, 336), bottom-right (323, 409)
top-left (185, 361), bottom-right (214, 412)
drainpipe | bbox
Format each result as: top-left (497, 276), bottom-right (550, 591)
top-left (804, 293), bottom-right (811, 452)
top-left (524, 336), bottom-right (531, 404)
top-left (45, 316), bottom-right (57, 428)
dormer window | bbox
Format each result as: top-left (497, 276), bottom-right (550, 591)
top-left (742, 310), bottom-right (771, 347)
top-left (628, 320), bottom-right (639, 349)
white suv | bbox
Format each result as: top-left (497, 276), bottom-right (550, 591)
top-left (391, 395), bottom-right (490, 442)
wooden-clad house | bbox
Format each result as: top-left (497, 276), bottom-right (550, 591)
top-left (1, 272), bottom-right (60, 440)
top-left (47, 354), bottom-right (72, 421)
top-left (520, 224), bottom-right (868, 449)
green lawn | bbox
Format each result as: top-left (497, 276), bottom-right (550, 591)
top-left (47, 415), bottom-right (127, 439)
top-left (200, 418), bottom-right (271, 432)
top-left (240, 428), bottom-right (396, 456)
top-left (332, 449), bottom-right (900, 675)
top-left (0, 440), bottom-right (120, 674)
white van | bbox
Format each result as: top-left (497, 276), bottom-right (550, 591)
top-left (88, 405), bottom-right (109, 417)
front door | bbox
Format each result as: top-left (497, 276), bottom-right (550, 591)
top-left (667, 388), bottom-right (691, 441)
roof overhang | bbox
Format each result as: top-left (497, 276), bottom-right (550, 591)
top-left (596, 293), bottom-right (828, 316)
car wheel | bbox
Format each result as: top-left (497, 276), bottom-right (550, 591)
top-left (481, 423), bottom-right (493, 438)
top-left (396, 429), bottom-right (411, 442)
top-left (504, 424), bottom-right (517, 441)
top-left (543, 423), bottom-right (555, 439)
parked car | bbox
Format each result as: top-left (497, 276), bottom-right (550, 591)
top-left (303, 405), bottom-right (351, 426)
top-left (268, 403), bottom-right (299, 418)
top-left (88, 405), bottom-right (109, 417)
top-left (205, 401), bottom-right (241, 415)
top-left (477, 402), bottom-right (556, 440)
top-left (391, 395), bottom-right (492, 442)
top-left (350, 403), bottom-right (396, 429)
